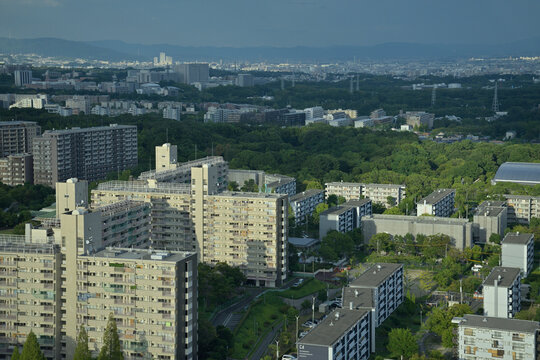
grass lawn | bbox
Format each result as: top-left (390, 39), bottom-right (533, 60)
top-left (278, 278), bottom-right (328, 299)
top-left (231, 293), bottom-right (285, 359)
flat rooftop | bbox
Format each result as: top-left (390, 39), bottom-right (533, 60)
top-left (455, 314), bottom-right (539, 334)
top-left (475, 206), bottom-right (505, 217)
top-left (342, 287), bottom-right (375, 310)
top-left (502, 232), bottom-right (534, 245)
top-left (320, 205), bottom-right (353, 216)
top-left (326, 182), bottom-right (362, 187)
top-left (290, 189), bottom-right (324, 202)
top-left (89, 247), bottom-right (194, 263)
top-left (42, 124), bottom-right (136, 135)
top-left (477, 200), bottom-right (506, 209)
top-left (484, 267), bottom-right (521, 288)
top-left (494, 162), bottom-right (540, 185)
top-left (418, 189), bottom-right (455, 205)
top-left (345, 199), bottom-right (371, 207)
top-left (349, 263), bottom-right (403, 288)
top-left (288, 237), bottom-right (319, 248)
top-left (365, 214), bottom-right (469, 226)
top-left (298, 309), bottom-right (369, 347)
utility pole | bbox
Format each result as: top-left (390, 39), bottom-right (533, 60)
top-left (312, 296), bottom-right (315, 323)
top-left (460, 278), bottom-right (463, 304)
top-left (275, 339), bottom-right (279, 360)
top-left (296, 315), bottom-right (299, 344)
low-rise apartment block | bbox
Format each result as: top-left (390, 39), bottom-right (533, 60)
top-left (290, 189), bottom-right (325, 224)
top-left (362, 214), bottom-right (473, 250)
top-left (297, 309), bottom-right (374, 360)
top-left (453, 314), bottom-right (539, 360)
top-left (505, 195), bottom-right (540, 225)
top-left (417, 189), bottom-right (455, 217)
top-left (483, 267), bottom-right (521, 319)
top-left (347, 263), bottom-right (404, 327)
top-left (33, 124), bottom-right (137, 187)
top-left (0, 153), bottom-right (33, 185)
top-left (501, 232), bottom-right (535, 278)
top-left (319, 200), bottom-right (372, 239)
top-left (325, 182), bottom-right (405, 207)
top-left (473, 201), bottom-right (507, 244)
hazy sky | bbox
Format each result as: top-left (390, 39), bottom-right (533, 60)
top-left (1, 0), bottom-right (539, 47)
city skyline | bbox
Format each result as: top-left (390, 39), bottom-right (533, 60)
top-left (0, 0), bottom-right (539, 47)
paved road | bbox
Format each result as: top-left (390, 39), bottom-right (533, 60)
top-left (249, 320), bottom-right (284, 360)
top-left (212, 288), bottom-right (263, 328)
top-left (418, 331), bottom-right (432, 355)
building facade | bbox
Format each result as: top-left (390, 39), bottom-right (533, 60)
top-left (325, 182), bottom-right (406, 207)
top-left (33, 124), bottom-right (138, 187)
top-left (453, 314), bottom-right (539, 360)
top-left (290, 189), bottom-right (325, 224)
top-left (505, 195), bottom-right (540, 225)
top-left (416, 189), bottom-right (455, 217)
top-left (501, 232), bottom-right (535, 278)
top-left (0, 121), bottom-right (41, 157)
top-left (0, 153), bottom-right (33, 185)
top-left (483, 267), bottom-right (521, 319)
top-left (348, 263), bottom-right (404, 327)
top-left (473, 201), bottom-right (507, 244)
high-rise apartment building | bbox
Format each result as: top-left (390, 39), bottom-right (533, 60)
top-left (0, 121), bottom-right (41, 157)
top-left (0, 153), bottom-right (33, 185)
top-left (0, 241), bottom-right (197, 360)
top-left (14, 70), bottom-right (32, 87)
top-left (33, 124), bottom-right (137, 187)
top-left (174, 63), bottom-right (209, 84)
top-left (93, 164), bottom-right (288, 287)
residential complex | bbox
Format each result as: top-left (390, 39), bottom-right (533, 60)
top-left (297, 309), bottom-right (374, 360)
top-left (290, 189), bottom-right (325, 224)
top-left (505, 195), bottom-right (540, 225)
top-left (501, 232), bottom-right (535, 278)
top-left (347, 263), bottom-right (404, 327)
top-left (33, 124), bottom-right (138, 187)
top-left (453, 314), bottom-right (539, 360)
top-left (0, 241), bottom-right (197, 360)
top-left (325, 182), bottom-right (406, 207)
top-left (473, 201), bottom-right (507, 243)
top-left (93, 161), bottom-right (288, 287)
top-left (319, 199), bottom-right (372, 240)
top-left (483, 267), bottom-right (521, 319)
top-left (405, 111), bottom-right (434, 129)
top-left (416, 188), bottom-right (455, 217)
top-left (362, 214), bottom-right (473, 250)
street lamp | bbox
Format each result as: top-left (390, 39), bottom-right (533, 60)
top-left (275, 339), bottom-right (279, 360)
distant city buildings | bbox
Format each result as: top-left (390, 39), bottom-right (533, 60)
top-left (153, 51), bottom-right (173, 66)
top-left (405, 111), bottom-right (435, 129)
top-left (14, 69), bottom-right (32, 87)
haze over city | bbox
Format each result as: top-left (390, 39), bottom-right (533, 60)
top-left (1, 0), bottom-right (540, 47)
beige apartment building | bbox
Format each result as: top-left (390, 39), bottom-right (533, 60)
top-left (325, 181), bottom-right (406, 207)
top-left (0, 239), bottom-right (197, 360)
top-left (0, 121), bottom-right (41, 157)
top-left (505, 195), bottom-right (540, 224)
top-left (0, 153), bottom-right (33, 185)
top-left (93, 163), bottom-right (288, 287)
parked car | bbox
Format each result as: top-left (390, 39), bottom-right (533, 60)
top-left (282, 355), bottom-right (297, 360)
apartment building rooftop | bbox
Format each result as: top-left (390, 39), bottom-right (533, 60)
top-left (504, 194), bottom-right (540, 200)
top-left (326, 181), bottom-right (362, 187)
top-left (290, 189), bottom-right (324, 202)
top-left (367, 214), bottom-right (468, 225)
top-left (475, 206), bottom-right (505, 217)
top-left (299, 309), bottom-right (369, 346)
top-left (320, 205), bottom-right (353, 216)
top-left (0, 120), bottom-right (38, 126)
top-left (41, 123), bottom-right (135, 135)
top-left (97, 180), bottom-right (191, 195)
top-left (346, 199), bottom-right (372, 207)
top-left (453, 314), bottom-right (540, 333)
top-left (0, 241), bottom-right (58, 254)
top-left (139, 156), bottom-right (225, 180)
top-left (218, 191), bottom-right (286, 199)
top-left (417, 189), bottom-right (455, 205)
top-left (350, 263), bottom-right (402, 288)
top-left (484, 267), bottom-right (521, 288)
top-left (478, 200), bottom-right (506, 209)
top-left (502, 232), bottom-right (534, 245)
top-left (342, 287), bottom-right (374, 310)
top-left (91, 247), bottom-right (194, 262)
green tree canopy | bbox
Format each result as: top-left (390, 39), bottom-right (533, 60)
top-left (11, 346), bottom-right (20, 360)
top-left (74, 327), bottom-right (92, 360)
top-left (387, 328), bottom-right (419, 359)
top-left (98, 313), bottom-right (123, 360)
top-left (20, 331), bottom-right (45, 360)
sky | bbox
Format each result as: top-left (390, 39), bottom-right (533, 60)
top-left (0, 0), bottom-right (539, 47)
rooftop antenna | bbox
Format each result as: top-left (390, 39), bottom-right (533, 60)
top-left (431, 85), bottom-right (437, 107)
top-left (492, 81), bottom-right (499, 113)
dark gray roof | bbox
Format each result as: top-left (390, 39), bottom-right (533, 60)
top-left (475, 206), bottom-right (505, 217)
top-left (502, 232), bottom-right (534, 245)
top-left (320, 205), bottom-right (353, 216)
top-left (456, 314), bottom-right (539, 333)
top-left (345, 199), bottom-right (371, 207)
top-left (417, 189), bottom-right (455, 205)
top-left (342, 287), bottom-right (374, 310)
top-left (477, 200), bottom-right (506, 209)
top-left (298, 309), bottom-right (369, 347)
top-left (288, 237), bottom-right (320, 248)
top-left (349, 263), bottom-right (403, 288)
top-left (483, 267), bottom-right (521, 288)
top-left (494, 162), bottom-right (540, 185)
top-left (290, 189), bottom-right (324, 202)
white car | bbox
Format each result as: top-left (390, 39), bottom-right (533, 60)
top-left (282, 355), bottom-right (297, 360)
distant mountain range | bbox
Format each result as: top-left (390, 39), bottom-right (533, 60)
top-left (1, 37), bottom-right (540, 63)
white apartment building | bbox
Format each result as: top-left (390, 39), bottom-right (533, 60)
top-left (348, 263), bottom-right (404, 327)
top-left (303, 106), bottom-right (324, 120)
top-left (417, 189), bottom-right (455, 217)
top-left (319, 200), bottom-right (372, 239)
top-left (297, 309), bottom-right (374, 360)
top-left (501, 232), bottom-right (535, 278)
top-left (483, 267), bottom-right (521, 319)
top-left (163, 107), bottom-right (181, 121)
top-left (326, 182), bottom-right (362, 202)
top-left (290, 189), bottom-right (325, 224)
top-left (325, 182), bottom-right (406, 207)
top-left (453, 314), bottom-right (539, 360)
